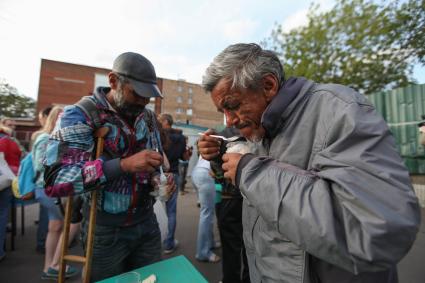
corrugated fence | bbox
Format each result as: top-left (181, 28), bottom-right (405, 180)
top-left (368, 84), bottom-right (425, 207)
top-left (368, 84), bottom-right (425, 174)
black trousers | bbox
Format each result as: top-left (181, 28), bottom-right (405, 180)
top-left (216, 198), bottom-right (250, 283)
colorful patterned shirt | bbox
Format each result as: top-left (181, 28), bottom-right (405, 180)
top-left (44, 87), bottom-right (163, 226)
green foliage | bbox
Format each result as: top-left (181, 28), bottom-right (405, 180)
top-left (0, 78), bottom-right (36, 118)
top-left (263, 0), bottom-right (425, 94)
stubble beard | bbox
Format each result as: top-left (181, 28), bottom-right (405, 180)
top-left (113, 87), bottom-right (144, 123)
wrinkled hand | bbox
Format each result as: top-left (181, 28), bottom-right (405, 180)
top-left (198, 129), bottom-right (222, 161)
top-left (120, 150), bottom-right (163, 173)
top-left (222, 153), bottom-right (243, 186)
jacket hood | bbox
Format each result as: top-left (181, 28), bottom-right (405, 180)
top-left (261, 77), bottom-right (309, 138)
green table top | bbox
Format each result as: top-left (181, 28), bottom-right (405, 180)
top-left (96, 255), bottom-right (208, 283)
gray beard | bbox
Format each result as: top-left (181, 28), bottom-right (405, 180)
top-left (113, 89), bottom-right (144, 123)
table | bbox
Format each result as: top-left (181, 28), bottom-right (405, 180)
top-left (97, 255), bottom-right (208, 283)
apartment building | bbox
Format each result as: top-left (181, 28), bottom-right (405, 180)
top-left (161, 79), bottom-right (223, 128)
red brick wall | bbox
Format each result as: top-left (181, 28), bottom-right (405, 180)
top-left (37, 59), bottom-right (110, 114)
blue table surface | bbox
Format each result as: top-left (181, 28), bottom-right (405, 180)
top-left (96, 255), bottom-right (208, 283)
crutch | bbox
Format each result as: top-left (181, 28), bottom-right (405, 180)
top-left (58, 127), bottom-right (109, 283)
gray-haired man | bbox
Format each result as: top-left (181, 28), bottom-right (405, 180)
top-left (198, 43), bottom-right (420, 283)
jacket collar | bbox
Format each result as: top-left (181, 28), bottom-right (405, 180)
top-left (93, 87), bottom-right (114, 111)
top-left (261, 77), bottom-right (313, 138)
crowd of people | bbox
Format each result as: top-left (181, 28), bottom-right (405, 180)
top-left (0, 43), bottom-right (422, 283)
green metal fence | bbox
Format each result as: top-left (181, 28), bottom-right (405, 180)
top-left (368, 84), bottom-right (425, 173)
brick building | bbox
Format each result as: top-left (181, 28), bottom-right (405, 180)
top-left (161, 79), bottom-right (223, 127)
top-left (14, 59), bottom-right (223, 149)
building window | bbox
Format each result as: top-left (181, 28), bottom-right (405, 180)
top-left (188, 87), bottom-right (193, 94)
top-left (188, 97), bottom-right (192, 104)
top-left (177, 86), bottom-right (183, 92)
top-left (94, 73), bottom-right (109, 91)
top-left (177, 96), bottom-right (183, 103)
top-left (186, 109), bottom-right (193, 116)
top-left (176, 108), bottom-right (183, 114)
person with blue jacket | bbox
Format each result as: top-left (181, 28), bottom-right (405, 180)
top-left (44, 52), bottom-right (175, 282)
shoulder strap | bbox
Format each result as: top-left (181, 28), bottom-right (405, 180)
top-left (75, 96), bottom-right (102, 130)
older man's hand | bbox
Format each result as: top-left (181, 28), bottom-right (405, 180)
top-left (222, 153), bottom-right (243, 186)
top-left (198, 129), bottom-right (222, 161)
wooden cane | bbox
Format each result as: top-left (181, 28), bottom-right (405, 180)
top-left (58, 126), bottom-right (109, 283)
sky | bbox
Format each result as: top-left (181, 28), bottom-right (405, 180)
top-left (0, 0), bottom-right (423, 100)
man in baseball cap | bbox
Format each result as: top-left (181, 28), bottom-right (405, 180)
top-left (44, 51), bottom-right (175, 281)
top-left (112, 52), bottom-right (163, 98)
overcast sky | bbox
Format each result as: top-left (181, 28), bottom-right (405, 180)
top-left (0, 0), bottom-right (423, 100)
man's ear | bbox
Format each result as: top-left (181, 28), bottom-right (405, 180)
top-left (108, 72), bottom-right (119, 90)
top-left (262, 74), bottom-right (279, 102)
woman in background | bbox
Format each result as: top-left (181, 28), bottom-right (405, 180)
top-left (32, 106), bottom-right (79, 280)
top-left (32, 106), bottom-right (53, 254)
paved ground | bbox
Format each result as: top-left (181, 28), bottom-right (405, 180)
top-left (0, 184), bottom-right (424, 283)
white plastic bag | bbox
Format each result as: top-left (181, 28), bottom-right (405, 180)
top-left (0, 152), bottom-right (15, 191)
top-left (153, 199), bottom-right (168, 242)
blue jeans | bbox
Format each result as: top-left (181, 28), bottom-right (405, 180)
top-left (0, 188), bottom-right (12, 257)
top-left (82, 212), bottom-right (161, 282)
top-left (163, 173), bottom-right (179, 250)
top-left (191, 167), bottom-right (216, 260)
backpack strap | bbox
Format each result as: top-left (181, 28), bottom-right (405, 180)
top-left (75, 96), bottom-right (102, 130)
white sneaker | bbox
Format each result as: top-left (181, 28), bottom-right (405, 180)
top-left (164, 239), bottom-right (179, 254)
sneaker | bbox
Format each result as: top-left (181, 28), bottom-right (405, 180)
top-left (41, 266), bottom-right (79, 280)
top-left (196, 253), bottom-right (221, 263)
top-left (164, 239), bottom-right (179, 254)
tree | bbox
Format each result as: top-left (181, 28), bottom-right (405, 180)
top-left (263, 0), bottom-right (425, 94)
top-left (0, 78), bottom-right (36, 118)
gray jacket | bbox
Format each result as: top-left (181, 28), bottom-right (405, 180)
top-left (236, 78), bottom-right (420, 283)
